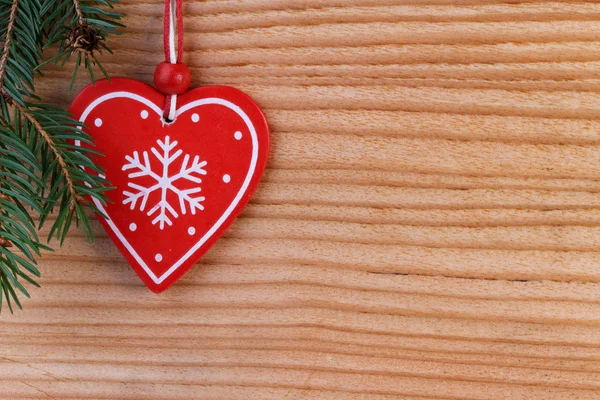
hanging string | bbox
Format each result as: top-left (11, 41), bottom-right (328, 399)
top-left (163, 0), bottom-right (184, 121)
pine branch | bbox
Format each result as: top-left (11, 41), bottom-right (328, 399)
top-left (0, 0), bottom-right (44, 312)
top-left (0, 0), bottom-right (123, 313)
top-left (10, 97), bottom-right (80, 210)
top-left (40, 0), bottom-right (123, 91)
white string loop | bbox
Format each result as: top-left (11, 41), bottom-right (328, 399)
top-left (167, 0), bottom-right (177, 121)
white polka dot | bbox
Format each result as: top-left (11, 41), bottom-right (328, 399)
top-left (222, 174), bottom-right (231, 183)
top-left (191, 113), bottom-right (200, 123)
top-left (155, 254), bottom-right (163, 262)
top-left (140, 110), bottom-right (149, 119)
top-left (94, 118), bottom-right (103, 127)
top-left (234, 131), bottom-right (242, 140)
top-left (129, 223), bottom-right (137, 232)
top-left (188, 227), bottom-right (196, 235)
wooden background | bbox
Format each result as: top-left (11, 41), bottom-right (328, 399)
top-left (3, 0), bottom-right (600, 398)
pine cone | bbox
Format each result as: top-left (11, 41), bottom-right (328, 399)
top-left (66, 23), bottom-right (104, 56)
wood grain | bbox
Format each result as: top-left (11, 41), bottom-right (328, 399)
top-left (3, 1), bottom-right (600, 398)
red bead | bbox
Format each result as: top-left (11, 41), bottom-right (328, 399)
top-left (154, 62), bottom-right (191, 95)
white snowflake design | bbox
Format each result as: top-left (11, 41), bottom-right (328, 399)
top-left (122, 136), bottom-right (207, 229)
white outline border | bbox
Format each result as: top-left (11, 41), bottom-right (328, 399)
top-left (77, 91), bottom-right (259, 284)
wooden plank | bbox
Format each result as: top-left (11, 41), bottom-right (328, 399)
top-left (3, 1), bottom-right (600, 398)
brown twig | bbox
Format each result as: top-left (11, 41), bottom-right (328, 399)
top-left (0, 0), bottom-right (19, 90)
top-left (72, 0), bottom-right (85, 26)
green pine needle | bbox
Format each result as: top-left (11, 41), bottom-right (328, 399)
top-left (0, 0), bottom-right (123, 313)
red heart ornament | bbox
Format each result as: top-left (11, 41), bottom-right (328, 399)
top-left (69, 78), bottom-right (270, 293)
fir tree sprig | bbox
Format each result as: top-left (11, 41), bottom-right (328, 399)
top-left (40, 0), bottom-right (124, 92)
top-left (0, 0), bottom-right (123, 313)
